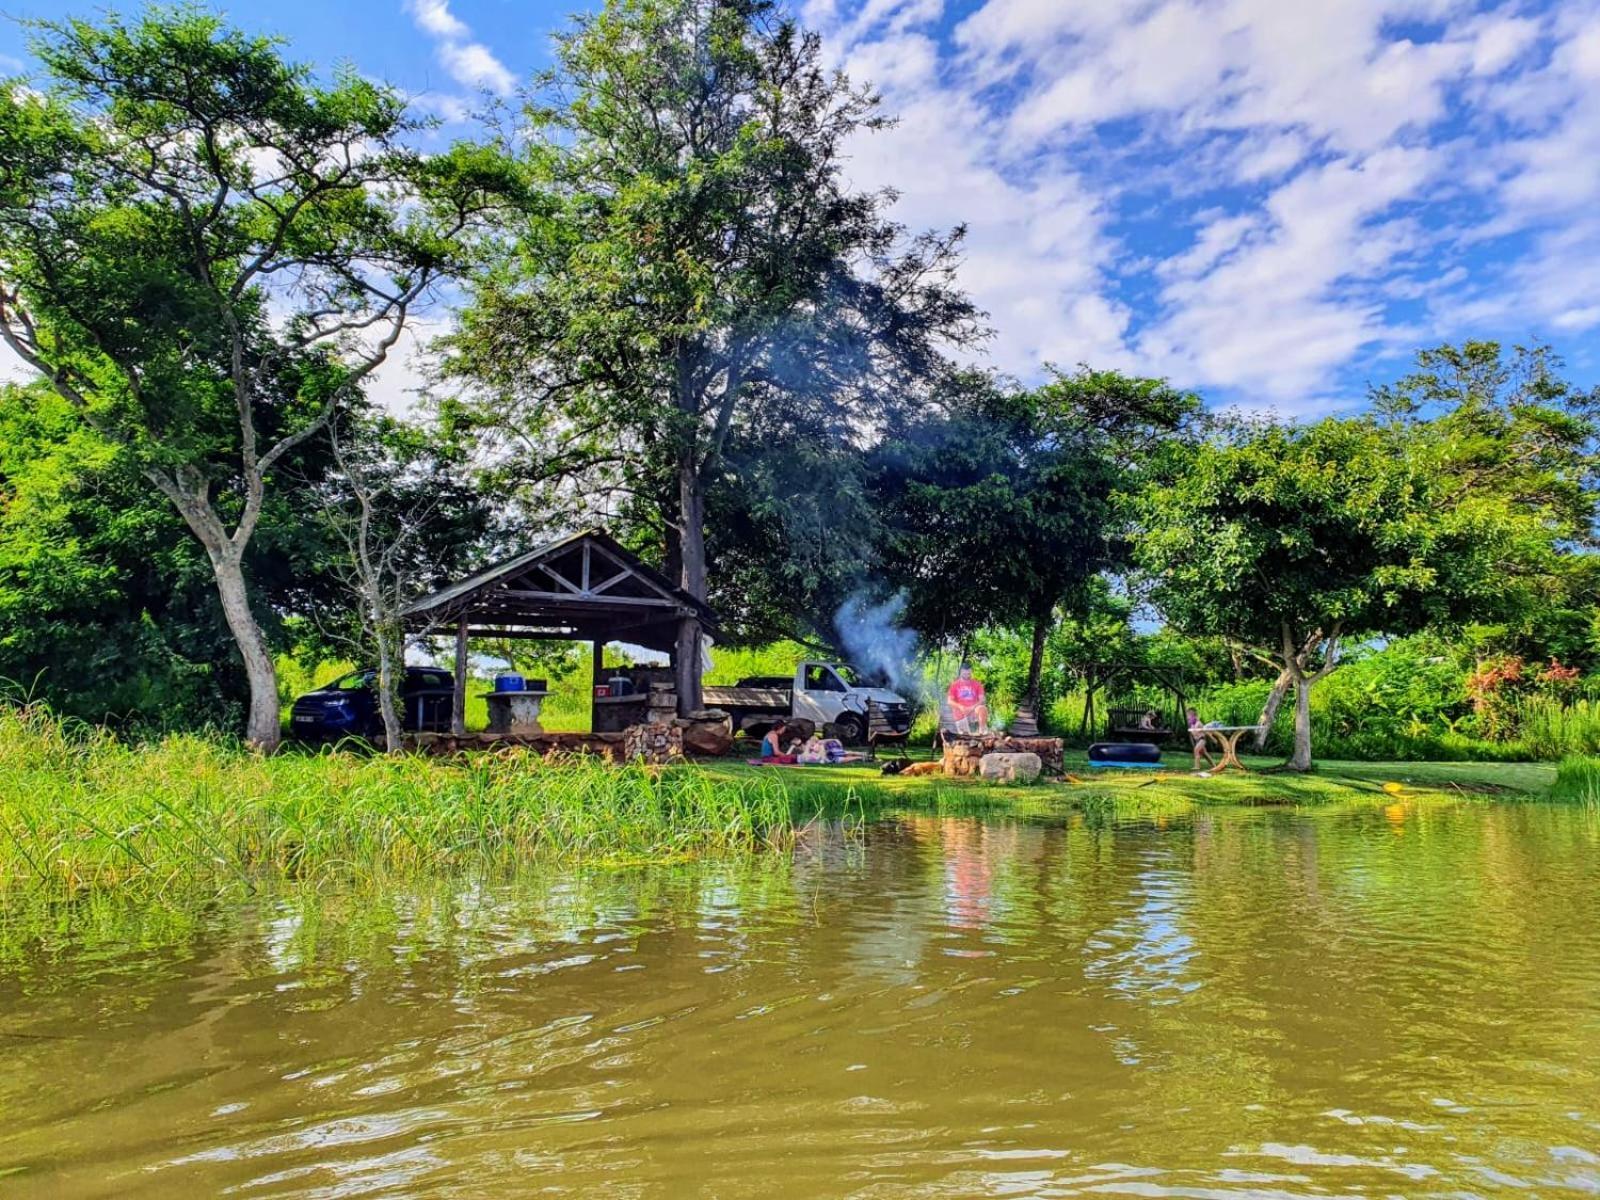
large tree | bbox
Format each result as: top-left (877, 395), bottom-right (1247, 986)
top-left (444, 0), bottom-right (982, 710)
top-left (1238, 340), bottom-right (1600, 750)
top-left (0, 381), bottom-right (350, 725)
top-left (0, 11), bottom-right (504, 747)
top-left (870, 367), bottom-right (1197, 718)
top-left (1133, 371), bottom-right (1595, 770)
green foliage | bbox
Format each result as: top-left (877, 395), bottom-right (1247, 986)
top-left (1134, 347), bottom-right (1599, 768)
top-left (1549, 756), bottom-right (1600, 805)
top-left (0, 703), bottom-right (797, 900)
top-left (0, 383), bottom-right (351, 725)
top-left (444, 0), bottom-right (981, 630)
top-left (0, 7), bottom-right (508, 745)
top-left (871, 368), bottom-right (1197, 643)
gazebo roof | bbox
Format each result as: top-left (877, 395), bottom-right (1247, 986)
top-left (402, 529), bottom-right (716, 655)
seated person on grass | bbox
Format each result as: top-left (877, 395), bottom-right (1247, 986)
top-left (761, 720), bottom-right (800, 764)
top-left (796, 733), bottom-right (867, 765)
top-left (947, 662), bottom-right (990, 734)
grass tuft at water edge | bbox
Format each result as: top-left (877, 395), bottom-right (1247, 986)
top-left (0, 705), bottom-right (803, 900)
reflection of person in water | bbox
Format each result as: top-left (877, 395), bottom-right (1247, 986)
top-left (947, 662), bottom-right (990, 733)
top-left (943, 821), bottom-right (993, 932)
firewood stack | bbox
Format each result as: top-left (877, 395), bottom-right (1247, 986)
top-left (943, 733), bottom-right (1063, 777)
top-left (623, 721), bottom-right (684, 764)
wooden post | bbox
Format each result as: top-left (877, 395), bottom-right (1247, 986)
top-left (452, 619), bottom-right (469, 736)
top-left (591, 639), bottom-right (604, 734)
top-left (674, 614), bottom-right (702, 717)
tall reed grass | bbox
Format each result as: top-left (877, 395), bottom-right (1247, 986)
top-left (0, 705), bottom-right (799, 901)
top-left (1548, 756), bottom-right (1600, 805)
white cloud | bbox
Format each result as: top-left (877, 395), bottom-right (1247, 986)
top-left (1466, 14), bottom-right (1541, 75)
top-left (404, 0), bottom-right (517, 97)
top-left (811, 0), bottom-right (1600, 411)
top-left (406, 0), bottom-right (468, 40)
top-left (438, 42), bottom-right (516, 96)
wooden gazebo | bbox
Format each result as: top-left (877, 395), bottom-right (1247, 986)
top-left (402, 529), bottom-right (717, 733)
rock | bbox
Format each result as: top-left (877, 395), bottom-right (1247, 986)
top-left (979, 751), bottom-right (1042, 783)
top-left (680, 711), bottom-right (734, 757)
top-left (784, 717), bottom-right (817, 742)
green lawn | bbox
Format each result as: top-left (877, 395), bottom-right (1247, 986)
top-left (704, 744), bottom-right (1557, 811)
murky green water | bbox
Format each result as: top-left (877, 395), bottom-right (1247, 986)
top-left (4, 801), bottom-right (1600, 1198)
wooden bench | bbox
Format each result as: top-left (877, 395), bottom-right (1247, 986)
top-left (1106, 706), bottom-right (1176, 745)
top-left (866, 698), bottom-right (910, 761)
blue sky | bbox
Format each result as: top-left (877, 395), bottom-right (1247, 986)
top-left (4, 0), bottom-right (1598, 414)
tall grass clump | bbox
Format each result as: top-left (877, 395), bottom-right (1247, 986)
top-left (1547, 756), bottom-right (1600, 805)
top-left (0, 705), bottom-right (797, 901)
top-left (1515, 698), bottom-right (1600, 761)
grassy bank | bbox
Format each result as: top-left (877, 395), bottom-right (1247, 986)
top-left (0, 703), bottom-right (1569, 906)
top-left (708, 752), bottom-right (1557, 809)
top-left (0, 706), bottom-right (811, 900)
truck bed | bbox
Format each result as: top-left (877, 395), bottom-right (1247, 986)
top-left (702, 685), bottom-right (790, 710)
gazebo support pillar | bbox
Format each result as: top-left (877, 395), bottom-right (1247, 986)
top-left (674, 615), bottom-right (702, 717)
top-left (452, 619), bottom-right (469, 736)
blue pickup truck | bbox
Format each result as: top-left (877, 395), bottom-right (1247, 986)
top-left (288, 667), bottom-right (456, 742)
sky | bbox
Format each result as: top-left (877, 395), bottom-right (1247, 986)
top-left (3, 0), bottom-right (1599, 415)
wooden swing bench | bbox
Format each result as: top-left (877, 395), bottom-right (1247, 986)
top-left (1105, 706), bottom-right (1178, 745)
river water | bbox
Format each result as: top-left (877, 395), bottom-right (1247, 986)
top-left (3, 801), bottom-right (1599, 1198)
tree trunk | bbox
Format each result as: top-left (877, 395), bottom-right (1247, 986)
top-left (673, 442), bottom-right (708, 717)
top-left (675, 616), bottom-right (703, 715)
top-left (452, 621), bottom-right (469, 736)
top-left (1253, 668), bottom-right (1293, 750)
top-left (677, 454), bottom-right (707, 602)
top-left (209, 547), bottom-right (281, 752)
top-left (1025, 611), bottom-right (1049, 721)
top-left (1286, 674), bottom-right (1314, 772)
top-left (374, 617), bottom-right (403, 753)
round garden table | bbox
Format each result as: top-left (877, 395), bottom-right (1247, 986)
top-left (1194, 725), bottom-right (1260, 773)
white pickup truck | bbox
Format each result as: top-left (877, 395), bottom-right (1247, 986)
top-left (703, 661), bottom-right (914, 745)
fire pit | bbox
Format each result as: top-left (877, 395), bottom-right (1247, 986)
top-left (942, 733), bottom-right (1064, 777)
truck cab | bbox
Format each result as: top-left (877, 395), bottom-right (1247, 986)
top-left (792, 661), bottom-right (913, 742)
top-left (705, 661), bottom-right (912, 745)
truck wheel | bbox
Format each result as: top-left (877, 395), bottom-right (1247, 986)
top-left (835, 714), bottom-right (866, 746)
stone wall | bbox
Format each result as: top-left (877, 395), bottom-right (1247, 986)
top-left (943, 734), bottom-right (1064, 777)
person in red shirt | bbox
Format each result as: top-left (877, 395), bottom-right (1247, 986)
top-left (947, 662), bottom-right (990, 733)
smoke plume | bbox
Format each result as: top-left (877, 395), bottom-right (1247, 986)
top-left (834, 591), bottom-right (924, 700)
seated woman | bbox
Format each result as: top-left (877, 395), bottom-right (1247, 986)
top-left (761, 720), bottom-right (799, 764)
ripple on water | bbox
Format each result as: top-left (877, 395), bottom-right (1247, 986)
top-left (1, 803), bottom-right (1599, 1198)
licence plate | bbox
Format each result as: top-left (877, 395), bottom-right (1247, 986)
top-left (293, 715), bottom-right (316, 723)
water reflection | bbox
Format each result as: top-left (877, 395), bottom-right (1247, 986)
top-left (1, 803), bottom-right (1599, 1197)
